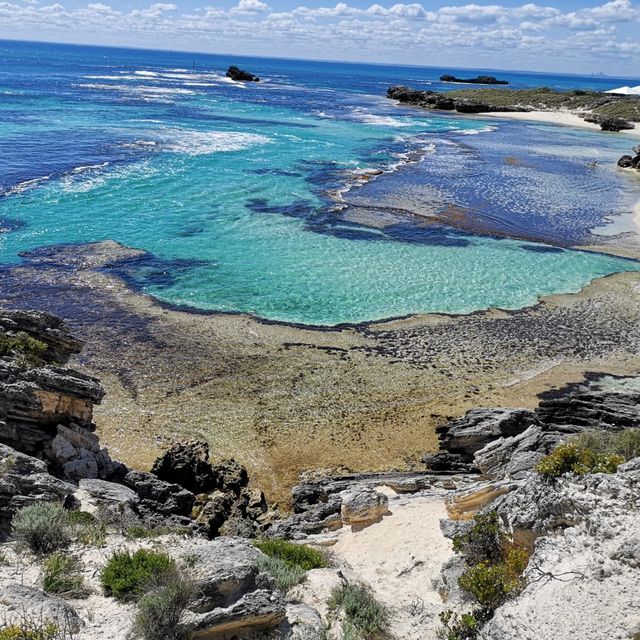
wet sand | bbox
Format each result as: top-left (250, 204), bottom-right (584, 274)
top-left (2, 240), bottom-right (640, 503)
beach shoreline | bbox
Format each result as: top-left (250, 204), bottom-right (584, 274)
top-left (2, 239), bottom-right (640, 502)
top-left (483, 109), bottom-right (640, 139)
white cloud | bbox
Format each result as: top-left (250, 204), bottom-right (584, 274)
top-left (231, 0), bottom-right (269, 13)
top-left (0, 0), bottom-right (638, 73)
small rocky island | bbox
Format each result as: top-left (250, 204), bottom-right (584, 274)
top-left (226, 65), bottom-right (260, 82)
top-left (440, 74), bottom-right (509, 85)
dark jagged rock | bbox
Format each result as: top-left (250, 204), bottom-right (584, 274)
top-left (422, 452), bottom-right (478, 473)
top-left (618, 155), bottom-right (634, 167)
top-left (440, 74), bottom-right (508, 85)
top-left (583, 113), bottom-right (634, 132)
top-left (151, 440), bottom-right (218, 493)
top-left (122, 469), bottom-right (195, 517)
top-left (226, 65), bottom-right (260, 82)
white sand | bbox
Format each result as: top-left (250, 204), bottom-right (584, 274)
top-left (484, 110), bottom-right (640, 139)
top-left (329, 492), bottom-right (454, 640)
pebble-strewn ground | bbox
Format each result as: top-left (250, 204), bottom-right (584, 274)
top-left (2, 240), bottom-right (640, 502)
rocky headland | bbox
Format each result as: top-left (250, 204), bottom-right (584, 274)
top-left (387, 85), bottom-right (640, 131)
top-left (1, 309), bottom-right (639, 639)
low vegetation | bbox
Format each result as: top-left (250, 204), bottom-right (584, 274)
top-left (0, 331), bottom-right (48, 367)
top-left (256, 554), bottom-right (307, 592)
top-left (254, 539), bottom-right (328, 570)
top-left (440, 511), bottom-right (530, 639)
top-left (40, 553), bottom-right (87, 598)
top-left (131, 571), bottom-right (195, 640)
top-left (12, 503), bottom-right (71, 555)
top-left (535, 429), bottom-right (639, 479)
top-left (445, 87), bottom-right (640, 122)
top-left (328, 584), bottom-right (389, 640)
top-left (100, 549), bottom-right (176, 602)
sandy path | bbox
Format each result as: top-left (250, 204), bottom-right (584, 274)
top-left (330, 492), bottom-right (453, 639)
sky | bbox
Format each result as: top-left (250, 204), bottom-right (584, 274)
top-left (1, 0), bottom-right (639, 75)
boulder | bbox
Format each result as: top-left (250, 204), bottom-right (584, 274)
top-left (340, 487), bottom-right (388, 526)
top-left (0, 584), bottom-right (82, 633)
top-left (226, 65), bottom-right (260, 82)
top-left (0, 443), bottom-right (75, 529)
top-left (76, 478), bottom-right (139, 510)
top-left (283, 603), bottom-right (326, 640)
top-left (437, 408), bottom-right (538, 461)
top-left (618, 155), bottom-right (634, 168)
top-left (122, 469), bottom-right (195, 517)
top-left (180, 538), bottom-right (286, 638)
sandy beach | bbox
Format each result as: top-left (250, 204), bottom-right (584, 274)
top-left (485, 109), bottom-right (640, 139)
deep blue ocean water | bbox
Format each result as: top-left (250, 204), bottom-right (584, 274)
top-left (2, 39), bottom-right (640, 325)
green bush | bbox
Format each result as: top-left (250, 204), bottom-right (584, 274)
top-left (535, 442), bottom-right (624, 478)
top-left (12, 503), bottom-right (71, 555)
top-left (41, 553), bottom-right (86, 598)
top-left (452, 511), bottom-right (504, 565)
top-left (254, 539), bottom-right (328, 571)
top-left (458, 547), bottom-right (529, 610)
top-left (101, 549), bottom-right (176, 602)
top-left (67, 511), bottom-right (107, 547)
top-left (131, 571), bottom-right (195, 640)
top-left (0, 624), bottom-right (61, 640)
top-left (257, 555), bottom-right (307, 592)
top-left (329, 584), bottom-right (388, 640)
top-left (437, 610), bottom-right (482, 640)
top-left (0, 331), bottom-right (48, 366)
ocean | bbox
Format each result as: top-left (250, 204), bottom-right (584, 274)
top-left (1, 39), bottom-right (640, 325)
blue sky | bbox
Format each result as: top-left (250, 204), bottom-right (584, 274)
top-left (1, 0), bottom-right (639, 74)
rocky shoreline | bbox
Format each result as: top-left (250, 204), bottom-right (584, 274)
top-left (2, 240), bottom-right (640, 504)
top-left (1, 309), bottom-right (639, 639)
top-left (387, 85), bottom-right (640, 131)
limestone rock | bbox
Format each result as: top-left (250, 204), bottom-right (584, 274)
top-left (437, 408), bottom-right (538, 461)
top-left (0, 584), bottom-right (82, 633)
top-left (340, 487), bottom-right (389, 526)
top-left (0, 443), bottom-right (75, 528)
top-left (77, 478), bottom-right (139, 507)
top-left (283, 603), bottom-right (326, 640)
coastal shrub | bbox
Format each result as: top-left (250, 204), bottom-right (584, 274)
top-left (41, 553), bottom-right (87, 598)
top-left (535, 442), bottom-right (624, 478)
top-left (256, 555), bottom-right (306, 592)
top-left (458, 547), bottom-right (528, 610)
top-left (452, 511), bottom-right (505, 565)
top-left (254, 539), bottom-right (328, 570)
top-left (437, 610), bottom-right (481, 640)
top-left (328, 584), bottom-right (388, 640)
top-left (12, 503), bottom-right (71, 555)
top-left (572, 429), bottom-right (640, 462)
top-left (131, 571), bottom-right (195, 640)
top-left (100, 549), bottom-right (176, 602)
top-left (0, 624), bottom-right (62, 640)
top-left (67, 511), bottom-right (107, 547)
top-left (0, 331), bottom-right (48, 367)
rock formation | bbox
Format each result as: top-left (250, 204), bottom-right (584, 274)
top-left (226, 65), bottom-right (260, 82)
top-left (440, 74), bottom-right (509, 85)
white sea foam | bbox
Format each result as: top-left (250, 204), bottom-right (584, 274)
top-left (456, 125), bottom-right (498, 135)
top-left (161, 130), bottom-right (271, 155)
top-left (349, 108), bottom-right (413, 127)
top-left (134, 70), bottom-right (159, 77)
top-left (2, 176), bottom-right (50, 196)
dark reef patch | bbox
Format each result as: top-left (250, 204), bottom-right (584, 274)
top-left (0, 217), bottom-right (27, 233)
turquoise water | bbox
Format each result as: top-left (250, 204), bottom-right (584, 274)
top-left (1, 40), bottom-right (640, 325)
